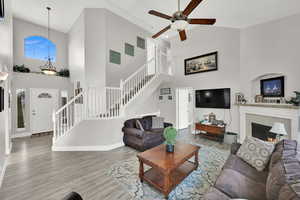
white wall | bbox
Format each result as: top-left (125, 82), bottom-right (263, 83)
top-left (159, 14), bottom-right (300, 136)
top-left (0, 0), bottom-right (13, 180)
top-left (84, 9), bottom-right (106, 87)
top-left (157, 83), bottom-right (176, 126)
top-left (240, 14), bottom-right (300, 100)
top-left (68, 12), bottom-right (85, 84)
top-left (160, 26), bottom-right (241, 133)
top-left (105, 10), bottom-right (151, 87)
top-left (13, 18), bottom-right (68, 72)
top-left (53, 118), bottom-right (124, 149)
top-left (11, 73), bottom-right (73, 137)
top-left (67, 8), bottom-right (151, 88)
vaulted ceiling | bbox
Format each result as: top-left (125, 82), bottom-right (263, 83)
top-left (12, 0), bottom-right (300, 34)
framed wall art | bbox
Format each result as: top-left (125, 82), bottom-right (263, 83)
top-left (184, 52), bottom-right (218, 75)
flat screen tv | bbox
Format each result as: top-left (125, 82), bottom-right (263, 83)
top-left (195, 88), bottom-right (231, 109)
top-left (0, 0), bottom-right (4, 19)
top-left (260, 76), bottom-right (284, 97)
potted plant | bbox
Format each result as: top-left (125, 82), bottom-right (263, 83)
top-left (287, 91), bottom-right (300, 106)
top-left (163, 127), bottom-right (177, 153)
top-left (13, 64), bottom-right (30, 73)
top-left (58, 69), bottom-right (70, 77)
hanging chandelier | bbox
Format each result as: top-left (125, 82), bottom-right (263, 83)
top-left (40, 7), bottom-right (57, 75)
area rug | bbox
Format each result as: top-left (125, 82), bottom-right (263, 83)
top-left (107, 140), bottom-right (230, 200)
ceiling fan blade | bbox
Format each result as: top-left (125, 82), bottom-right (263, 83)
top-left (152, 25), bottom-right (171, 39)
top-left (179, 30), bottom-right (187, 41)
top-left (183, 0), bottom-right (203, 16)
top-left (148, 10), bottom-right (172, 20)
top-left (189, 18), bottom-right (216, 25)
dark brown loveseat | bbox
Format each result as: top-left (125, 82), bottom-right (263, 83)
top-left (204, 139), bottom-right (300, 200)
top-left (122, 116), bottom-right (172, 151)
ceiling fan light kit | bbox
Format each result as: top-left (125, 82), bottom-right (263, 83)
top-left (171, 20), bottom-right (189, 31)
top-left (149, 0), bottom-right (216, 41)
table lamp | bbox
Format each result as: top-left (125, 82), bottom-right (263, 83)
top-left (270, 122), bottom-right (288, 141)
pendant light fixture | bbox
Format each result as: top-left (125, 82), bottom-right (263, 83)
top-left (40, 7), bottom-right (57, 75)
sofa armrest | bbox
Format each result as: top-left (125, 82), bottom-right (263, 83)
top-left (164, 122), bottom-right (173, 128)
top-left (231, 143), bottom-right (242, 155)
top-left (122, 127), bottom-right (144, 138)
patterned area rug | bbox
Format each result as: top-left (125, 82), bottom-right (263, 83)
top-left (107, 139), bottom-right (230, 200)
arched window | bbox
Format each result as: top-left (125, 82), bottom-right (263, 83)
top-left (24, 36), bottom-right (56, 62)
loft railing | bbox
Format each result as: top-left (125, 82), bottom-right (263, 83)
top-left (53, 50), bottom-right (169, 142)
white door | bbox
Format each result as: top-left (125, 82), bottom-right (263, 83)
top-left (30, 88), bottom-right (58, 134)
top-left (176, 88), bottom-right (194, 129)
top-left (188, 89), bottom-right (194, 125)
top-left (147, 38), bottom-right (156, 75)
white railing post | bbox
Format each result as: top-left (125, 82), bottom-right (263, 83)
top-left (120, 79), bottom-right (124, 116)
top-left (120, 79), bottom-right (126, 117)
top-left (52, 110), bottom-right (56, 143)
top-left (155, 46), bottom-right (158, 74)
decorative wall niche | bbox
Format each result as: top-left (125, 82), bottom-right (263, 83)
top-left (250, 73), bottom-right (285, 99)
top-left (137, 37), bottom-right (146, 49)
top-left (125, 43), bottom-right (134, 56)
top-left (109, 50), bottom-right (121, 65)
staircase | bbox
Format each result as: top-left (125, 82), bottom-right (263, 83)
top-left (52, 57), bottom-right (166, 145)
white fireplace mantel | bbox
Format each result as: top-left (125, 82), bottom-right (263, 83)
top-left (239, 104), bottom-right (300, 143)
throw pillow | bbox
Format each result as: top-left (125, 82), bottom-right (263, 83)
top-left (237, 137), bottom-right (275, 171)
top-left (136, 120), bottom-right (144, 131)
top-left (152, 117), bottom-right (164, 129)
top-left (266, 156), bottom-right (300, 200)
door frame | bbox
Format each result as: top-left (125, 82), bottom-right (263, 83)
top-left (29, 88), bottom-right (59, 134)
top-left (175, 87), bottom-right (194, 130)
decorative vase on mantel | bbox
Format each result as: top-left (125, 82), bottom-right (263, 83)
top-left (163, 127), bottom-right (177, 153)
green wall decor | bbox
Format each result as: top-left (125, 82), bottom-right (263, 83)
top-left (137, 37), bottom-right (146, 49)
top-left (125, 43), bottom-right (134, 56)
top-left (109, 50), bottom-right (121, 65)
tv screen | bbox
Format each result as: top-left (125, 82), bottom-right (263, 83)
top-left (261, 76), bottom-right (284, 97)
top-left (195, 88), bottom-right (231, 109)
top-left (0, 0), bottom-right (4, 19)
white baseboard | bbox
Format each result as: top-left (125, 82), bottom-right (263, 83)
top-left (52, 142), bottom-right (124, 152)
top-left (0, 159), bottom-right (7, 188)
top-left (11, 132), bottom-right (32, 139)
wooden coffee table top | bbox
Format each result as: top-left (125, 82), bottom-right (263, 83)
top-left (137, 142), bottom-right (200, 173)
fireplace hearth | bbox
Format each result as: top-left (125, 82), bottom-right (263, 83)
top-left (252, 123), bottom-right (276, 141)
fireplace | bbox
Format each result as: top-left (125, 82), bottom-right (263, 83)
top-left (252, 123), bottom-right (276, 141)
top-left (239, 104), bottom-right (298, 143)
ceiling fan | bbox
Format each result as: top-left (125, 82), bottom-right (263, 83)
top-left (149, 0), bottom-right (216, 41)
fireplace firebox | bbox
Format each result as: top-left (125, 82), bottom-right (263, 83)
top-left (252, 123), bottom-right (276, 141)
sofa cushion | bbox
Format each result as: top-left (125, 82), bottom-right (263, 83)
top-left (231, 143), bottom-right (242, 155)
top-left (266, 156), bottom-right (300, 200)
top-left (204, 187), bottom-right (231, 200)
top-left (224, 154), bottom-right (268, 184)
top-left (124, 118), bottom-right (139, 128)
top-left (279, 184), bottom-right (300, 200)
top-left (269, 140), bottom-right (298, 171)
top-left (215, 168), bottom-right (267, 200)
top-left (237, 137), bottom-right (275, 171)
top-left (140, 116), bottom-right (154, 131)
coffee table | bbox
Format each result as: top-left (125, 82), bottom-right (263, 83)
top-left (137, 142), bottom-right (200, 199)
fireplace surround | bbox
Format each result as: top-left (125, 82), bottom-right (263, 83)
top-left (239, 104), bottom-right (300, 143)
